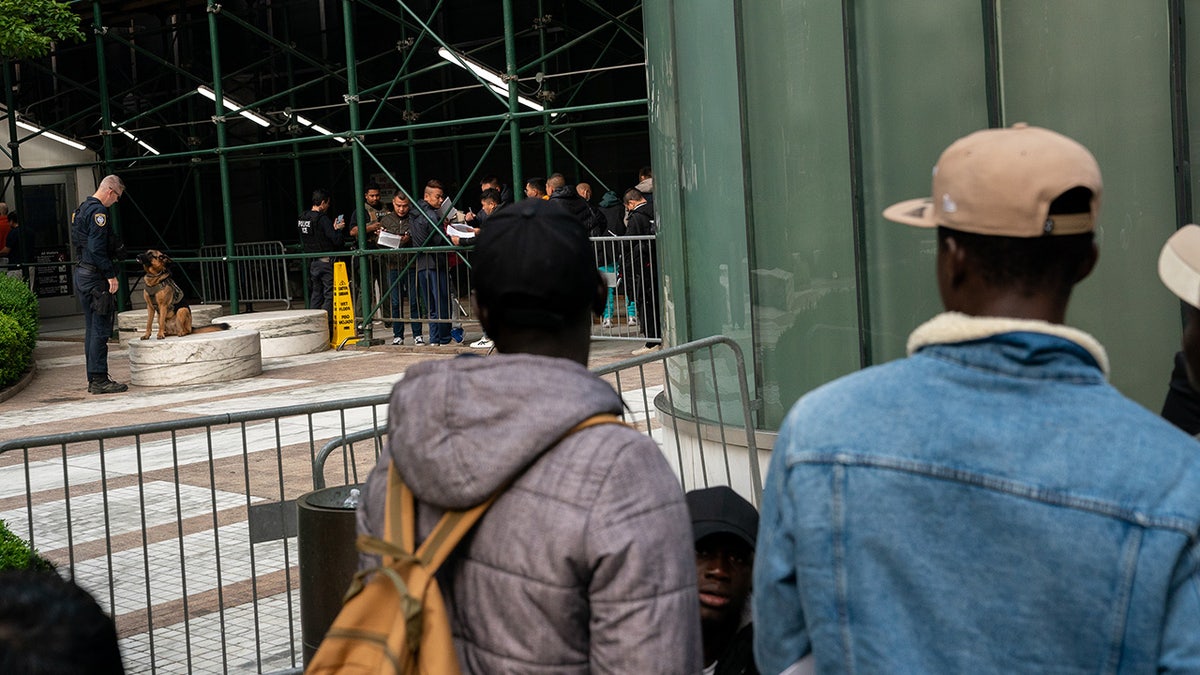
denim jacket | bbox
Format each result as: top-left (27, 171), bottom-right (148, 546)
top-left (754, 313), bottom-right (1200, 674)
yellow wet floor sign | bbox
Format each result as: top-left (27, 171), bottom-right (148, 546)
top-left (332, 261), bottom-right (357, 347)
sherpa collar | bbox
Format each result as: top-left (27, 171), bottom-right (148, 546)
top-left (906, 312), bottom-right (1110, 377)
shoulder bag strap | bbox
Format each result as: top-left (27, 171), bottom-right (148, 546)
top-left (378, 462), bottom-right (417, 566)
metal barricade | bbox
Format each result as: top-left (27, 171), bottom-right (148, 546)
top-left (348, 237), bottom-right (660, 345)
top-left (591, 335), bottom-right (762, 502)
top-left (0, 336), bottom-right (758, 673)
top-left (0, 396), bottom-right (388, 674)
top-left (590, 235), bottom-right (660, 343)
top-left (316, 335), bottom-right (760, 501)
top-left (354, 247), bottom-right (475, 343)
top-left (200, 241), bottom-right (293, 309)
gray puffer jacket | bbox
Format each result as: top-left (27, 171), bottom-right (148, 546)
top-left (357, 353), bottom-right (702, 674)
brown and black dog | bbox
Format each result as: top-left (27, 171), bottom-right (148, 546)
top-left (136, 250), bottom-right (223, 339)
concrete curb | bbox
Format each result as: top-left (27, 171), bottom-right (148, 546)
top-left (0, 361), bottom-right (36, 405)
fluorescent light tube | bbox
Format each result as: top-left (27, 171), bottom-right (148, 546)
top-left (296, 115), bottom-right (347, 144)
top-left (113, 124), bottom-right (160, 156)
top-left (14, 120), bottom-right (88, 151)
top-left (438, 47), bottom-right (506, 89)
top-left (486, 84), bottom-right (557, 118)
top-left (196, 86), bottom-right (271, 127)
top-left (439, 47), bottom-right (556, 117)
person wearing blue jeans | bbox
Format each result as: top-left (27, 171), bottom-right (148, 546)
top-left (70, 175), bottom-right (127, 394)
top-left (379, 193), bottom-right (422, 345)
top-left (417, 264), bottom-right (449, 345)
top-left (413, 179), bottom-right (452, 345)
top-left (386, 266), bottom-right (421, 344)
top-left (756, 125), bottom-right (1200, 673)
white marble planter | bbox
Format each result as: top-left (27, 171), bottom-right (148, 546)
top-left (211, 309), bottom-right (329, 358)
top-left (117, 304), bottom-right (225, 343)
top-left (128, 329), bottom-right (262, 386)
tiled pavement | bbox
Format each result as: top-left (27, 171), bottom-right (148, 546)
top-left (0, 315), bottom-right (663, 673)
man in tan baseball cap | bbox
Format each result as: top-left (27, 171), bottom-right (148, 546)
top-left (755, 124), bottom-right (1200, 673)
top-left (1158, 224), bottom-right (1200, 432)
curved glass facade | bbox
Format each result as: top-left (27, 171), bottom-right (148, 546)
top-left (645, 1), bottom-right (1196, 430)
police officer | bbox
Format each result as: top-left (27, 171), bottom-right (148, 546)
top-left (72, 175), bottom-right (128, 394)
top-left (297, 188), bottom-right (344, 331)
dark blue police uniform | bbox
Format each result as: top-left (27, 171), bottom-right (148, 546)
top-left (298, 208), bottom-right (342, 321)
top-left (71, 196), bottom-right (118, 385)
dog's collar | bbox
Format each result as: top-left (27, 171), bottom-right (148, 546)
top-left (143, 273), bottom-right (173, 296)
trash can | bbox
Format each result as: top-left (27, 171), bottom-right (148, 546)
top-left (297, 484), bottom-right (362, 665)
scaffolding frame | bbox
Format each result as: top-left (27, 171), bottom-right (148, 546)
top-left (2, 0), bottom-right (648, 339)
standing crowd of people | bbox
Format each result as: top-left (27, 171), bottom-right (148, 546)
top-left (298, 167), bottom-right (664, 354)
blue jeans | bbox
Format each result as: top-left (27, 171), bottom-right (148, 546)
top-left (74, 267), bottom-right (113, 382)
top-left (417, 266), bottom-right (449, 344)
top-left (387, 267), bottom-right (422, 338)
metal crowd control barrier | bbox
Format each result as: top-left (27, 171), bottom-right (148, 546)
top-left (0, 396), bottom-right (388, 674)
top-left (590, 235), bottom-right (660, 343)
top-left (360, 246), bottom-right (474, 343)
top-left (188, 234), bottom-right (657, 346)
top-left (0, 336), bottom-right (757, 673)
top-left (200, 241), bottom-right (293, 309)
top-left (315, 335), bottom-right (760, 501)
top-left (354, 235), bottom-right (660, 345)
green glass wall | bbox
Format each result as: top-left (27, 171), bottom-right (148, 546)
top-left (646, 1), bottom-right (1197, 430)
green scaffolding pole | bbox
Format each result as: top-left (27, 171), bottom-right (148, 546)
top-left (94, 1), bottom-right (126, 310)
top-left (538, 0), bottom-right (553, 175)
top-left (3, 64), bottom-right (24, 230)
top-left (207, 0), bottom-right (240, 314)
top-left (343, 0), bottom-right (374, 344)
top-left (503, 0), bottom-right (523, 199)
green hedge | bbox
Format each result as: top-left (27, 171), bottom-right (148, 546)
top-left (0, 518), bottom-right (54, 572)
top-left (0, 274), bottom-right (37, 351)
top-left (0, 312), bottom-right (30, 388)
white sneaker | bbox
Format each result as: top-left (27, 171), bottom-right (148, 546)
top-left (414, 336), bottom-right (425, 345)
top-left (471, 337), bottom-right (494, 349)
top-left (391, 336), bottom-right (404, 346)
top-left (601, 318), bottom-right (612, 328)
top-left (628, 316), bottom-right (638, 327)
top-left (631, 344), bottom-right (661, 356)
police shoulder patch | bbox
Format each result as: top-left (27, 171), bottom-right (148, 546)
top-left (94, 213), bottom-right (107, 227)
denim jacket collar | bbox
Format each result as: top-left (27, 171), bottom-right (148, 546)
top-left (906, 312), bottom-right (1110, 377)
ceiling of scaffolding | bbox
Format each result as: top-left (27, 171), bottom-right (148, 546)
top-left (6, 0), bottom-right (648, 196)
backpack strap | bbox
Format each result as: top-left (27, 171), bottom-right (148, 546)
top-left (379, 412), bottom-right (630, 573)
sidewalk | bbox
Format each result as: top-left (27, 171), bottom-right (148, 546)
top-left (0, 314), bottom-right (644, 442)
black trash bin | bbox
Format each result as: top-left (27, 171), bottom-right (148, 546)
top-left (297, 484), bottom-right (362, 665)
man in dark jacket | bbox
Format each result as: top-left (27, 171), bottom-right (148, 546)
top-left (547, 178), bottom-right (593, 233)
top-left (357, 200), bottom-right (702, 673)
top-left (297, 187), bottom-right (344, 333)
top-left (624, 188), bottom-right (660, 355)
top-left (71, 175), bottom-right (128, 394)
top-left (413, 179), bottom-right (452, 345)
top-left (688, 486), bottom-right (759, 675)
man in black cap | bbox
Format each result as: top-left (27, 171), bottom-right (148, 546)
top-left (357, 200), bottom-right (701, 673)
top-left (688, 486), bottom-right (759, 675)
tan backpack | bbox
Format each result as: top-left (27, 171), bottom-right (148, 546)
top-left (306, 413), bottom-right (625, 674)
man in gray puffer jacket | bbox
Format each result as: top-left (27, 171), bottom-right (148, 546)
top-left (356, 199), bottom-right (702, 674)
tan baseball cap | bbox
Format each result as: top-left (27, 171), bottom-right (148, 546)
top-left (882, 123), bottom-right (1102, 237)
top-left (1159, 224), bottom-right (1200, 309)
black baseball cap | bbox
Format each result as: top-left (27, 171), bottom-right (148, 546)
top-left (686, 486), bottom-right (759, 550)
top-left (472, 199), bottom-right (601, 330)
